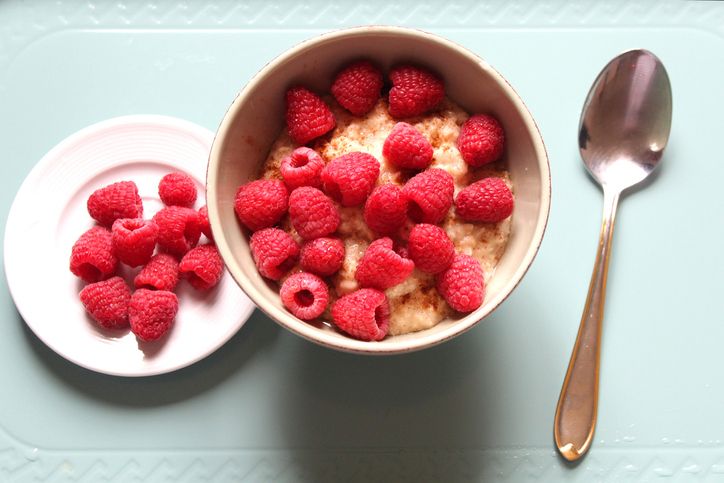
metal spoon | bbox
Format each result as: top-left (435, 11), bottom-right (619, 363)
top-left (554, 49), bottom-right (672, 462)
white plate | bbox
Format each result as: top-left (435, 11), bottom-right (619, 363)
top-left (4, 115), bottom-right (255, 377)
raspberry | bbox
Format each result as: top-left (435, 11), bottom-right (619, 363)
top-left (158, 172), bottom-right (197, 207)
top-left (250, 228), bottom-right (300, 280)
top-left (79, 276), bottom-right (131, 330)
top-left (363, 184), bottom-right (408, 235)
top-left (288, 187), bottom-right (340, 240)
top-left (179, 244), bottom-right (224, 290)
top-left (128, 289), bottom-right (178, 342)
top-left (455, 177), bottom-right (514, 223)
top-left (279, 272), bottom-right (329, 320)
top-left (299, 237), bottom-right (344, 276)
top-left (331, 288), bottom-right (389, 341)
top-left (436, 254), bottom-right (484, 313)
top-left (402, 168), bottom-right (454, 224)
top-left (152, 206), bottom-right (201, 257)
top-left (382, 122), bottom-right (433, 170)
top-left (87, 181), bottom-right (143, 227)
top-left (280, 147), bottom-right (324, 189)
top-left (395, 246), bottom-right (410, 260)
top-left (70, 226), bottom-right (118, 283)
top-left (355, 238), bottom-right (414, 290)
top-left (134, 253), bottom-right (179, 291)
top-left (286, 86), bottom-right (336, 145)
top-left (330, 60), bottom-right (383, 116)
top-left (457, 114), bottom-right (505, 167)
top-left (407, 224), bottom-right (455, 274)
top-left (234, 179), bottom-right (288, 231)
top-left (320, 152), bottom-right (380, 207)
top-left (198, 205), bottom-right (213, 241)
top-left (111, 218), bottom-right (158, 267)
top-left (388, 65), bottom-right (445, 118)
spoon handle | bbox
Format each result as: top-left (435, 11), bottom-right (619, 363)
top-left (554, 188), bottom-right (621, 461)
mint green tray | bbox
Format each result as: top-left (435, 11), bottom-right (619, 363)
top-left (2, 0), bottom-right (724, 481)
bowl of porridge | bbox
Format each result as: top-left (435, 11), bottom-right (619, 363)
top-left (207, 26), bottom-right (550, 354)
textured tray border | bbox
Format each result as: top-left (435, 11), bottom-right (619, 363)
top-left (3, 426), bottom-right (724, 482)
top-left (1, 0), bottom-right (724, 72)
top-left (2, 0), bottom-right (724, 481)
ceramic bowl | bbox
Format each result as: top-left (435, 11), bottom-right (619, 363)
top-left (207, 26), bottom-right (550, 354)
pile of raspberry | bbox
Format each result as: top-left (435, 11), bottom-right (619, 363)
top-left (70, 172), bottom-right (223, 342)
top-left (236, 60), bottom-right (513, 342)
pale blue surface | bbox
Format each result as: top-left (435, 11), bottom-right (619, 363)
top-left (1, 0), bottom-right (724, 481)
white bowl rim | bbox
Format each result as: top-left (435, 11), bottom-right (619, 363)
top-left (207, 25), bottom-right (551, 355)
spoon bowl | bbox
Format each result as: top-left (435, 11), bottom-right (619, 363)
top-left (554, 49), bottom-right (672, 461)
top-left (579, 49), bottom-right (672, 190)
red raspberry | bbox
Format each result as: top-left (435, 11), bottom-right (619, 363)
top-left (388, 65), bottom-right (445, 118)
top-left (402, 168), bottom-right (454, 224)
top-left (128, 289), bottom-right (178, 342)
top-left (134, 253), bottom-right (179, 291)
top-left (69, 226), bottom-right (118, 283)
top-left (111, 218), bottom-right (158, 267)
top-left (320, 152), bottom-right (380, 207)
top-left (363, 184), bottom-right (408, 235)
top-left (198, 205), bottom-right (213, 241)
top-left (299, 237), bottom-right (344, 276)
top-left (234, 179), bottom-right (288, 231)
top-left (179, 244), bottom-right (224, 290)
top-left (79, 276), bottom-right (131, 330)
top-left (288, 187), bottom-right (340, 240)
top-left (279, 272), bottom-right (329, 320)
top-left (408, 224), bottom-right (455, 274)
top-left (87, 181), bottom-right (143, 227)
top-left (382, 122), bottom-right (433, 170)
top-left (355, 238), bottom-right (414, 290)
top-left (457, 114), bottom-right (505, 167)
top-left (158, 171), bottom-right (197, 207)
top-left (330, 60), bottom-right (383, 116)
top-left (249, 228), bottom-right (300, 280)
top-left (436, 254), bottom-right (485, 313)
top-left (152, 206), bottom-right (201, 257)
top-left (455, 177), bottom-right (514, 223)
top-left (331, 288), bottom-right (389, 341)
top-left (286, 86), bottom-right (336, 145)
top-left (280, 147), bottom-right (324, 189)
